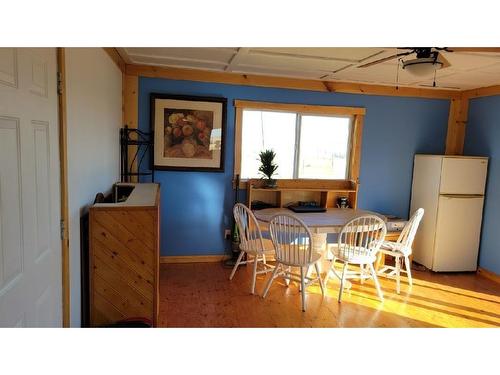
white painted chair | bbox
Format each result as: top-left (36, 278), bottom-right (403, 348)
top-left (262, 213), bottom-right (325, 312)
top-left (325, 215), bottom-right (387, 302)
top-left (377, 208), bottom-right (424, 294)
top-left (230, 203), bottom-right (275, 294)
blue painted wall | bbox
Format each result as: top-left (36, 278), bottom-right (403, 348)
top-left (138, 77), bottom-right (449, 256)
top-left (464, 95), bottom-right (500, 274)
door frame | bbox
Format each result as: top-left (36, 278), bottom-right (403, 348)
top-left (56, 48), bottom-right (127, 327)
top-left (57, 48), bottom-right (70, 327)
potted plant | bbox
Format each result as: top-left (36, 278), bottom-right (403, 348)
top-left (258, 149), bottom-right (278, 188)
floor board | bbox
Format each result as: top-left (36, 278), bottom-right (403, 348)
top-left (158, 262), bottom-right (500, 328)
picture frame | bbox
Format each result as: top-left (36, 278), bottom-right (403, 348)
top-left (150, 93), bottom-right (227, 172)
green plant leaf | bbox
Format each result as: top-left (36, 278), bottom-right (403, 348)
top-left (258, 149), bottom-right (278, 179)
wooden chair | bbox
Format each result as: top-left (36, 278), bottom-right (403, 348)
top-left (325, 215), bottom-right (387, 302)
top-left (229, 203), bottom-right (275, 294)
top-left (262, 213), bottom-right (325, 312)
top-left (377, 208), bottom-right (424, 294)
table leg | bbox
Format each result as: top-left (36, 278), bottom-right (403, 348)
top-left (375, 252), bottom-right (385, 271)
top-left (311, 233), bottom-right (328, 275)
top-left (310, 233), bottom-right (352, 289)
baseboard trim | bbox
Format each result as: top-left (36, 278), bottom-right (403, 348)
top-left (477, 267), bottom-right (500, 284)
top-left (160, 255), bottom-right (230, 264)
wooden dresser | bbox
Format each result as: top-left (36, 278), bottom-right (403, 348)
top-left (89, 183), bottom-right (160, 327)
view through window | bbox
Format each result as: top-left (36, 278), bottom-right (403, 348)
top-left (240, 109), bottom-right (352, 180)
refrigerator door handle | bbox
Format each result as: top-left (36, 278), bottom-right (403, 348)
top-left (440, 194), bottom-right (484, 198)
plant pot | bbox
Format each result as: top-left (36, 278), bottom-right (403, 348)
top-left (263, 178), bottom-right (277, 189)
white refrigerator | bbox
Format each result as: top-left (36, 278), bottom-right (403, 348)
top-left (410, 155), bottom-right (488, 272)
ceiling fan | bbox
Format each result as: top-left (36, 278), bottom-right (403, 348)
top-left (359, 47), bottom-right (500, 71)
top-left (358, 47), bottom-right (452, 72)
top-left (353, 47), bottom-right (499, 89)
top-left (357, 47), bottom-right (465, 88)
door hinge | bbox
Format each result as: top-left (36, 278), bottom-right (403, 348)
top-left (60, 219), bottom-right (66, 241)
top-left (57, 72), bottom-right (63, 95)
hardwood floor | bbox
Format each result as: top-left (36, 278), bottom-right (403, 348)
top-left (158, 261), bottom-right (500, 328)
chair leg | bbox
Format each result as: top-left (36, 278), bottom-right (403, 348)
top-left (262, 254), bottom-right (267, 265)
top-left (284, 266), bottom-right (291, 287)
top-left (404, 256), bottom-right (413, 287)
top-left (368, 263), bottom-right (384, 301)
top-left (338, 262), bottom-right (348, 303)
top-left (262, 262), bottom-right (280, 298)
top-left (395, 255), bottom-right (401, 294)
top-left (251, 254), bottom-right (259, 295)
top-left (229, 251), bottom-right (245, 280)
top-left (299, 266), bottom-right (308, 292)
top-left (315, 262), bottom-right (325, 296)
top-left (360, 264), bottom-right (365, 284)
top-left (300, 267), bottom-right (306, 312)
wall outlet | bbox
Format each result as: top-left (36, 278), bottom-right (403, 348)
top-left (224, 229), bottom-right (232, 239)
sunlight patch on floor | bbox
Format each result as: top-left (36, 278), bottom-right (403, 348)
top-left (303, 274), bottom-right (500, 328)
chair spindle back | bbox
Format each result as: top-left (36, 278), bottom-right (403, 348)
top-left (337, 215), bottom-right (387, 260)
top-left (233, 203), bottom-right (265, 254)
top-left (396, 208), bottom-right (424, 254)
top-left (268, 213), bottom-right (314, 266)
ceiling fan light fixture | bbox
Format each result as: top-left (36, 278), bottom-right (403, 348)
top-left (402, 57), bottom-right (443, 76)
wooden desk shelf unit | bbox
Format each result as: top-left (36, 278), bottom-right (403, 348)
top-left (247, 179), bottom-right (359, 209)
top-left (89, 183), bottom-right (160, 327)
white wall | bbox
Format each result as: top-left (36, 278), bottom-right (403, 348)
top-left (66, 48), bottom-right (122, 327)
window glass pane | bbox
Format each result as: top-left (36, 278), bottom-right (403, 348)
top-left (298, 115), bottom-right (350, 179)
top-left (240, 110), bottom-right (296, 179)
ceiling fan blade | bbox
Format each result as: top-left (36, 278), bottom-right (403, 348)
top-left (358, 51), bottom-right (413, 68)
top-left (437, 52), bottom-right (451, 68)
top-left (419, 84), bottom-right (460, 89)
top-left (448, 47), bottom-right (500, 53)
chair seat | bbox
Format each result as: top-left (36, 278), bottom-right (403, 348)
top-left (278, 251), bottom-right (322, 267)
top-left (379, 240), bottom-right (411, 256)
top-left (240, 238), bottom-right (275, 255)
top-left (331, 244), bottom-right (376, 264)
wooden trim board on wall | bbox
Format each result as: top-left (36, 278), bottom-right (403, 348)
top-left (57, 48), bottom-right (70, 327)
top-left (234, 99), bottom-right (366, 115)
top-left (349, 114), bottom-right (364, 184)
top-left (462, 85), bottom-right (500, 99)
top-left (103, 48), bottom-right (126, 73)
top-left (125, 63), bottom-right (460, 100)
top-left (123, 74), bottom-right (139, 181)
top-left (477, 267), bottom-right (500, 284)
top-left (445, 95), bottom-right (469, 155)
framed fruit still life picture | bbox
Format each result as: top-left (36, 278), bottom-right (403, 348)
top-left (151, 93), bottom-right (227, 172)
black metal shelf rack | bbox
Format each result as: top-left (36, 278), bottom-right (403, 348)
top-left (120, 125), bottom-right (155, 183)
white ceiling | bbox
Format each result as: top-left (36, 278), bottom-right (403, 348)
top-left (117, 48), bottom-right (500, 90)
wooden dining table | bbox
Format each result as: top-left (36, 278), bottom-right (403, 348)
top-left (253, 207), bottom-right (390, 276)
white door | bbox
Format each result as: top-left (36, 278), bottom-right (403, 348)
top-left (432, 196), bottom-right (484, 272)
top-left (0, 48), bottom-right (62, 327)
top-left (440, 157), bottom-right (488, 195)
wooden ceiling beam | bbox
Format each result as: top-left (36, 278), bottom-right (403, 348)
top-left (125, 63), bottom-right (460, 99)
top-left (462, 85), bottom-right (500, 99)
top-left (103, 48), bottom-right (126, 73)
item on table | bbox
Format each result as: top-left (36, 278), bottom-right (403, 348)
top-left (337, 197), bottom-right (349, 208)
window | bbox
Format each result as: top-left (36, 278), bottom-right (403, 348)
top-left (241, 110), bottom-right (296, 179)
top-left (236, 101), bottom-right (363, 181)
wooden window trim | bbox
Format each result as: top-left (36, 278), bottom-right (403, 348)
top-left (233, 100), bottom-right (365, 189)
top-left (234, 100), bottom-right (366, 116)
